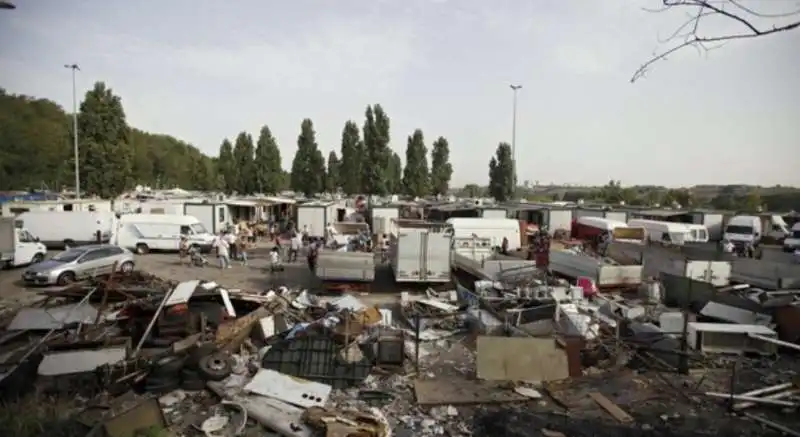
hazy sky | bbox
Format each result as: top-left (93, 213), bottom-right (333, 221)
top-left (1, 0), bottom-right (798, 187)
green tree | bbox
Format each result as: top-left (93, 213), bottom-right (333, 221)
top-left (430, 136), bottom-right (453, 196)
top-left (386, 152), bottom-right (402, 194)
top-left (77, 82), bottom-right (133, 198)
top-left (326, 151), bottom-right (340, 193)
top-left (0, 89), bottom-right (72, 190)
top-left (232, 132), bottom-right (255, 194)
top-left (488, 142), bottom-right (514, 202)
top-left (339, 121), bottom-right (363, 195)
top-left (217, 139), bottom-right (235, 194)
top-left (401, 129), bottom-right (430, 197)
top-left (254, 125), bottom-right (283, 194)
top-left (290, 119), bottom-right (323, 197)
top-left (743, 189), bottom-right (763, 212)
top-left (462, 184), bottom-right (483, 198)
top-left (362, 105), bottom-right (391, 195)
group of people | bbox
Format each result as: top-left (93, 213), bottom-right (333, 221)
top-left (178, 225), bottom-right (254, 269)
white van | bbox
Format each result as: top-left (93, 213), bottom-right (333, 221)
top-left (445, 217), bottom-right (520, 251)
top-left (17, 211), bottom-right (117, 250)
top-left (783, 223), bottom-right (800, 252)
top-left (0, 218), bottom-right (48, 268)
top-left (723, 215), bottom-right (762, 247)
top-left (116, 214), bottom-right (215, 254)
top-left (627, 219), bottom-right (708, 245)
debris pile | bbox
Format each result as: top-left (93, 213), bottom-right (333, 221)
top-left (0, 263), bottom-right (798, 437)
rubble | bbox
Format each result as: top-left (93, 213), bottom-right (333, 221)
top-left (0, 255), bottom-right (798, 437)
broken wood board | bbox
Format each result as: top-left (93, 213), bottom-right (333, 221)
top-left (589, 392), bottom-right (634, 423)
top-left (476, 336), bottom-right (570, 382)
top-left (414, 379), bottom-right (527, 405)
top-left (215, 306), bottom-right (270, 351)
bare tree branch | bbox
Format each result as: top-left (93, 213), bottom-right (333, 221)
top-left (631, 0), bottom-right (800, 83)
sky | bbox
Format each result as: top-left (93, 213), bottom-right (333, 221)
top-left (1, 0), bottom-right (798, 188)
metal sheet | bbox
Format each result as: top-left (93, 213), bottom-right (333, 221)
top-left (7, 303), bottom-right (98, 331)
top-left (38, 346), bottom-right (127, 376)
top-left (244, 368), bottom-right (332, 408)
top-left (165, 280), bottom-right (200, 306)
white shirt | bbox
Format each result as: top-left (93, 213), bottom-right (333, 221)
top-left (213, 237), bottom-right (230, 257)
top-left (291, 235), bottom-right (301, 250)
top-left (269, 250), bottom-right (280, 264)
top-left (223, 234), bottom-right (236, 245)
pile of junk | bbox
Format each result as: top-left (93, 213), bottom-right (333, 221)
top-left (0, 271), bottom-right (400, 437)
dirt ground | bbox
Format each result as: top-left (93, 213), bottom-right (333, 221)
top-left (0, 245), bottom-right (407, 312)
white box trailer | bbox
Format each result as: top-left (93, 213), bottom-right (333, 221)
top-left (658, 260), bottom-right (731, 287)
top-left (17, 211), bottom-right (117, 250)
top-left (391, 229), bottom-right (451, 283)
top-left (549, 249), bottom-right (643, 288)
top-left (316, 251), bottom-right (375, 282)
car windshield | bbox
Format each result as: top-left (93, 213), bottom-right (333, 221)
top-left (726, 225), bottom-right (753, 235)
top-left (191, 223), bottom-right (208, 234)
top-left (51, 249), bottom-right (87, 262)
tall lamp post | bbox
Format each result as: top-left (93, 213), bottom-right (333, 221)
top-left (65, 64), bottom-right (81, 199)
top-left (509, 84), bottom-right (522, 193)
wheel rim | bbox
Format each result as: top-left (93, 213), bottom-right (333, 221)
top-left (122, 262), bottom-right (133, 272)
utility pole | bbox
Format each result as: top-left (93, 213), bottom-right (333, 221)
top-left (65, 64), bottom-right (81, 199)
top-left (509, 84), bottom-right (522, 195)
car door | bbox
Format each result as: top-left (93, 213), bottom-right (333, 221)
top-left (75, 248), bottom-right (110, 279)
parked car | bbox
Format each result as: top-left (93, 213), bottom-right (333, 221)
top-left (22, 244), bottom-right (135, 286)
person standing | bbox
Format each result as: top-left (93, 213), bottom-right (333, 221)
top-left (289, 232), bottom-right (301, 263)
top-left (238, 234), bottom-right (250, 267)
top-left (307, 241), bottom-right (319, 273)
top-left (224, 231), bottom-right (237, 261)
top-left (213, 232), bottom-right (231, 269)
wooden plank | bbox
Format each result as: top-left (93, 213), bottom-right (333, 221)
top-left (414, 379), bottom-right (527, 405)
top-left (588, 392), bottom-right (634, 423)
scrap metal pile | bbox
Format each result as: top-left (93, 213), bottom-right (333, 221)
top-left (0, 267), bottom-right (798, 437)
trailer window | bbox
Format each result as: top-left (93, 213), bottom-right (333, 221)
top-left (218, 207), bottom-right (225, 222)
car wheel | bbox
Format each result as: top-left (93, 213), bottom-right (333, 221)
top-left (57, 271), bottom-right (75, 286)
top-left (198, 352), bottom-right (233, 381)
top-left (31, 253), bottom-right (44, 264)
top-left (119, 261), bottom-right (134, 273)
top-left (135, 243), bottom-right (149, 255)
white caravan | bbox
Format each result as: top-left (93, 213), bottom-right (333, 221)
top-left (445, 217), bottom-right (521, 251)
top-left (627, 219), bottom-right (709, 245)
top-left (115, 214), bottom-right (215, 254)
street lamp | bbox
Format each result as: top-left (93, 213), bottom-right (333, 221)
top-left (0, 1), bottom-right (16, 9)
top-left (509, 84), bottom-right (522, 194)
top-left (64, 63), bottom-right (81, 199)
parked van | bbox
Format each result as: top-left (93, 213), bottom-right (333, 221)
top-left (0, 217), bottom-right (48, 268)
top-left (445, 217), bottom-right (521, 251)
top-left (115, 214), bottom-right (215, 254)
top-left (723, 215), bottom-right (762, 248)
top-left (783, 223), bottom-right (800, 252)
top-left (17, 211), bottom-right (117, 250)
top-left (764, 214), bottom-right (790, 243)
top-left (627, 219), bottom-right (708, 245)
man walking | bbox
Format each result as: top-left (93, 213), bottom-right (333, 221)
top-left (213, 232), bottom-right (231, 269)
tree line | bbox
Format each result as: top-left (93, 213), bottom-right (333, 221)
top-left (0, 84), bottom-right (454, 199)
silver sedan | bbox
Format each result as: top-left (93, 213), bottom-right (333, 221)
top-left (22, 244), bottom-right (135, 286)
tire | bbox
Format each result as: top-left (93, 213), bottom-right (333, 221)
top-left (144, 376), bottom-right (180, 394)
top-left (135, 243), bottom-right (149, 255)
top-left (186, 343), bottom-right (217, 368)
top-left (119, 261), bottom-right (134, 273)
top-left (150, 355), bottom-right (185, 376)
top-left (180, 368), bottom-right (206, 390)
top-left (198, 352), bottom-right (233, 381)
top-left (56, 271), bottom-right (75, 286)
top-left (31, 253), bottom-right (45, 264)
